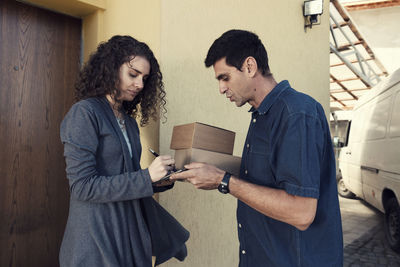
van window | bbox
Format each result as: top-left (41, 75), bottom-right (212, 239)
top-left (389, 90), bottom-right (400, 138)
top-left (348, 105), bottom-right (364, 143)
top-left (364, 96), bottom-right (391, 141)
top-left (344, 120), bottom-right (351, 147)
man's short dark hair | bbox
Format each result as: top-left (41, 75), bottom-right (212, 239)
top-left (205, 29), bottom-right (271, 77)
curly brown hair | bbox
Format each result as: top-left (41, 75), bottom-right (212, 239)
top-left (75, 35), bottom-right (166, 126)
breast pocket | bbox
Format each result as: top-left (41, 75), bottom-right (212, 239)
top-left (247, 139), bottom-right (275, 186)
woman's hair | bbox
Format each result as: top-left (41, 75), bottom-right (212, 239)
top-left (75, 35), bottom-right (166, 126)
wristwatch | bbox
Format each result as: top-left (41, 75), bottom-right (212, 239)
top-left (218, 172), bottom-right (232, 194)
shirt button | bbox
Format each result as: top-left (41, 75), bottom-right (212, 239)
top-left (252, 118), bottom-right (256, 123)
top-left (246, 143), bottom-right (249, 148)
top-left (238, 223), bottom-right (242, 228)
top-left (242, 250), bottom-right (246, 255)
top-left (245, 170), bottom-right (248, 175)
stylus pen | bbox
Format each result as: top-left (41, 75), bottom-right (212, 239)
top-left (148, 148), bottom-right (159, 157)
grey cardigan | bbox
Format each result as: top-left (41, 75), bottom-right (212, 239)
top-left (59, 97), bottom-right (188, 267)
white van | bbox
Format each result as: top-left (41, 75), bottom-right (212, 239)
top-left (338, 68), bottom-right (400, 252)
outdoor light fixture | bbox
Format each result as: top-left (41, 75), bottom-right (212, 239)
top-left (303, 0), bottom-right (323, 29)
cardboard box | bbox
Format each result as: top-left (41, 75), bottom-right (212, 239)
top-left (170, 122), bottom-right (235, 155)
top-left (174, 148), bottom-right (241, 176)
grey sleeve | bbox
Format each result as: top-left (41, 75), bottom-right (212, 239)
top-left (60, 102), bottom-right (154, 203)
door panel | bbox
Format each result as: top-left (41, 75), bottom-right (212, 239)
top-left (0, 1), bottom-right (81, 266)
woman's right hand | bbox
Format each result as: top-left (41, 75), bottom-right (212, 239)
top-left (148, 155), bottom-right (175, 183)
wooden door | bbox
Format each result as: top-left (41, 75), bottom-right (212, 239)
top-left (0, 0), bottom-right (81, 266)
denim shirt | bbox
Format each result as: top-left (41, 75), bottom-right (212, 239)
top-left (237, 81), bottom-right (343, 267)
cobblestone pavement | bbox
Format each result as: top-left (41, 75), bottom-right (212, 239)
top-left (339, 196), bottom-right (400, 266)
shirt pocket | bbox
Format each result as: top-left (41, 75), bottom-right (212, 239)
top-left (247, 139), bottom-right (275, 186)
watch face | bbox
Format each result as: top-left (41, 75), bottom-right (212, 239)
top-left (218, 183), bottom-right (229, 194)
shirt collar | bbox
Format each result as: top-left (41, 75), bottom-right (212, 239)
top-left (249, 80), bottom-right (291, 115)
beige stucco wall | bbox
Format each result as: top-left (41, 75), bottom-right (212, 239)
top-left (158, 0), bottom-right (330, 266)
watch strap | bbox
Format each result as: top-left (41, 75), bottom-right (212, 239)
top-left (218, 172), bottom-right (232, 194)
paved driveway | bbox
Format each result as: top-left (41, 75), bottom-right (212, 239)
top-left (340, 196), bottom-right (400, 266)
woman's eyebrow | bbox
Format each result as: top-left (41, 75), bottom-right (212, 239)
top-left (129, 67), bottom-right (142, 74)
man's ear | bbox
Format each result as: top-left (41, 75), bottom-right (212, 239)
top-left (244, 56), bottom-right (258, 77)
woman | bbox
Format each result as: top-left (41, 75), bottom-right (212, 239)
top-left (59, 35), bottom-right (188, 267)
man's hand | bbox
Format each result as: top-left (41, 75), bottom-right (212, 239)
top-left (170, 162), bottom-right (225, 190)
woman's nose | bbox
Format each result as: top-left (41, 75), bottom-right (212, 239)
top-left (134, 79), bottom-right (144, 90)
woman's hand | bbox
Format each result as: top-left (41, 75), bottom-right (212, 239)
top-left (148, 155), bottom-right (175, 183)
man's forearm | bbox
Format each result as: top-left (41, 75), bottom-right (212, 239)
top-left (228, 176), bottom-right (317, 231)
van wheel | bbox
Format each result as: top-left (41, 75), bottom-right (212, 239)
top-left (384, 198), bottom-right (400, 253)
top-left (337, 177), bottom-right (355, 198)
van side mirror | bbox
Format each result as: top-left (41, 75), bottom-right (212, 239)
top-left (333, 136), bottom-right (344, 148)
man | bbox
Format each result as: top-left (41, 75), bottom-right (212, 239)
top-left (171, 29), bottom-right (343, 266)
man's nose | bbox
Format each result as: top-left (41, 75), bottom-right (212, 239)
top-left (219, 82), bottom-right (227, 94)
